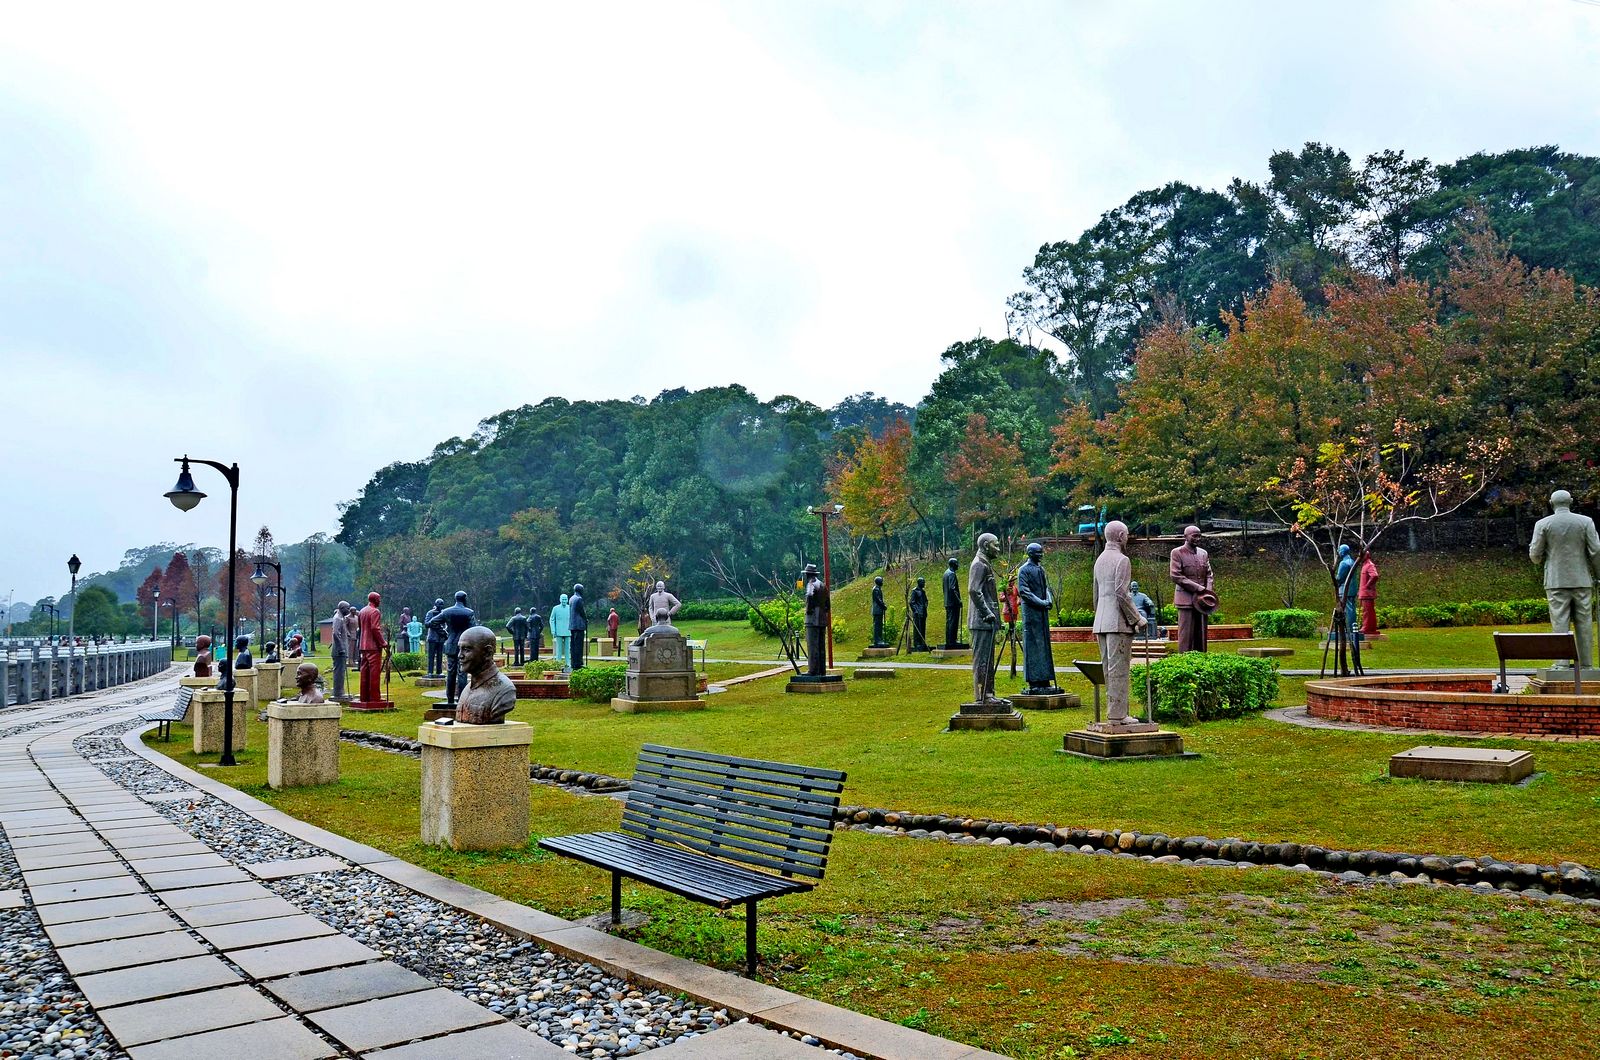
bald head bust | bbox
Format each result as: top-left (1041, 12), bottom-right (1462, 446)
top-left (454, 625), bottom-right (517, 724)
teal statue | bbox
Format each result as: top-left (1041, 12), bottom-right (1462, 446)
top-left (1334, 544), bottom-right (1358, 637)
top-left (550, 593), bottom-right (572, 670)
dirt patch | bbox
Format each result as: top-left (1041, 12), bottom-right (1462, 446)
top-left (1021, 898), bottom-right (1148, 924)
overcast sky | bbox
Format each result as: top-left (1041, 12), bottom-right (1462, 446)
top-left (3, 0), bottom-right (1598, 607)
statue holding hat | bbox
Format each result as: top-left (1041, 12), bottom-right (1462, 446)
top-left (1169, 525), bottom-right (1215, 653)
top-left (1530, 489), bottom-right (1600, 668)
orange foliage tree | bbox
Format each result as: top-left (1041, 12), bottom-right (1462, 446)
top-left (946, 414), bottom-right (1039, 531)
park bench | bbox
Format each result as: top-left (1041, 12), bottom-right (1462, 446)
top-left (539, 743), bottom-right (846, 975)
top-left (1492, 631), bottom-right (1582, 693)
top-left (140, 687), bottom-right (195, 741)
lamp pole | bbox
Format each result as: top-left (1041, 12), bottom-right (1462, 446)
top-left (165, 456), bottom-right (242, 767)
top-left (151, 587), bottom-right (161, 641)
top-left (251, 558), bottom-right (283, 651)
top-left (67, 554), bottom-right (80, 645)
top-left (806, 504), bottom-right (844, 669)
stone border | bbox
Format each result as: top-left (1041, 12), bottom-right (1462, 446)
top-left (119, 721), bottom-right (1003, 1060)
top-left (1305, 672), bottom-right (1600, 737)
top-left (1268, 705), bottom-right (1600, 742)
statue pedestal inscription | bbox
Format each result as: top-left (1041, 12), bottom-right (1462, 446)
top-left (612, 630), bottom-right (704, 713)
top-left (946, 700), bottom-right (1025, 731)
top-left (1010, 690), bottom-right (1080, 711)
top-left (256, 662), bottom-right (284, 705)
top-left (419, 721), bottom-right (532, 850)
top-left (1062, 720), bottom-right (1187, 759)
top-left (191, 688), bottom-right (247, 755)
top-left (267, 702), bottom-right (341, 789)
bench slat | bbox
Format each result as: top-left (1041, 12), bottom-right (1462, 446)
top-left (620, 819), bottom-right (827, 879)
top-left (634, 758), bottom-right (843, 810)
top-left (620, 803), bottom-right (831, 866)
top-left (539, 833), bottom-right (813, 905)
top-left (639, 744), bottom-right (846, 784)
top-left (626, 777), bottom-right (837, 839)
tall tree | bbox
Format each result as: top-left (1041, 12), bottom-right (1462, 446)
top-left (829, 419), bottom-right (918, 558)
top-left (161, 552), bottom-right (198, 640)
top-left (945, 414), bottom-right (1039, 532)
top-left (135, 569), bottom-right (163, 629)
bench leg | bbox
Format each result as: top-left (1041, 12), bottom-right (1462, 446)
top-left (745, 900), bottom-right (757, 977)
top-left (612, 872), bottom-right (622, 925)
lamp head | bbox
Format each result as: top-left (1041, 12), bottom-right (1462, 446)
top-left (67, 554), bottom-right (81, 576)
top-left (250, 561), bottom-right (268, 586)
top-left (165, 458), bottom-right (206, 512)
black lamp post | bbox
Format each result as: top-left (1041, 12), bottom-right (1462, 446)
top-left (40, 602), bottom-right (58, 639)
top-left (67, 554), bottom-right (81, 646)
top-left (166, 455), bottom-right (241, 767)
top-left (151, 587), bottom-right (161, 641)
top-left (161, 597), bottom-right (179, 650)
top-left (251, 557), bottom-right (283, 651)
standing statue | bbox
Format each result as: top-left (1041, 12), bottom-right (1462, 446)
top-left (405, 612), bottom-right (423, 657)
top-left (1093, 521), bottom-right (1149, 725)
top-left (550, 594), bottom-right (571, 670)
top-left (1529, 489), bottom-right (1600, 669)
top-left (344, 606), bottom-right (362, 671)
top-left (607, 608), bottom-right (621, 654)
top-left (293, 662), bottom-right (325, 704)
top-left (454, 626), bottom-right (517, 725)
top-left (398, 607), bottom-right (413, 652)
top-left (437, 590), bottom-right (477, 707)
top-left (1016, 542), bottom-right (1063, 695)
top-left (193, 634), bottom-right (214, 678)
top-left (1358, 555), bottom-right (1381, 637)
top-left (330, 601), bottom-right (353, 698)
top-left (1169, 526), bottom-right (1216, 653)
top-left (967, 534), bottom-right (1004, 704)
top-left (569, 583), bottom-right (588, 670)
top-left (803, 563), bottom-right (829, 676)
top-left (1129, 582), bottom-right (1159, 641)
top-left (528, 605), bottom-right (545, 663)
top-left (357, 592), bottom-right (387, 704)
top-left (870, 577), bottom-right (888, 647)
top-left (647, 581), bottom-right (680, 627)
top-left (942, 557), bottom-right (963, 649)
top-left (909, 577), bottom-right (929, 652)
top-left (1334, 544), bottom-right (1358, 638)
top-left (423, 598), bottom-right (446, 676)
top-left (507, 607), bottom-right (529, 666)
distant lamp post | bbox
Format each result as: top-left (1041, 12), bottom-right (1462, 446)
top-left (40, 602), bottom-right (59, 639)
top-left (67, 553), bottom-right (81, 646)
top-left (151, 587), bottom-right (161, 641)
top-left (165, 455), bottom-right (241, 767)
top-left (252, 557), bottom-right (283, 649)
top-left (162, 597), bottom-right (179, 650)
top-left (805, 503), bottom-right (845, 669)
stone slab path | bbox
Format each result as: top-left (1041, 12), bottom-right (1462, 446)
top-left (1, 670), bottom-right (1004, 1060)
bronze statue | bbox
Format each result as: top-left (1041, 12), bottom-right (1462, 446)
top-left (942, 557), bottom-right (963, 649)
top-left (285, 633), bottom-right (304, 658)
top-left (455, 626), bottom-right (517, 724)
top-left (909, 577), bottom-right (929, 652)
top-left (803, 563), bottom-right (829, 676)
top-left (1530, 489), bottom-right (1600, 668)
top-left (330, 601), bottom-right (354, 698)
top-left (967, 534), bottom-right (1003, 704)
top-left (1016, 542), bottom-right (1062, 695)
top-left (438, 590), bottom-right (477, 707)
top-left (1169, 526), bottom-right (1215, 653)
top-left (193, 634), bottom-right (213, 677)
top-left (870, 577), bottom-right (887, 647)
top-left (1093, 521), bottom-right (1147, 724)
top-left (293, 662), bottom-right (325, 704)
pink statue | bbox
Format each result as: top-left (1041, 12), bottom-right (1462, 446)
top-left (285, 633), bottom-right (304, 658)
top-left (1358, 555), bottom-right (1380, 636)
top-left (1169, 526), bottom-right (1216, 653)
top-left (193, 634), bottom-right (213, 677)
top-left (294, 662), bottom-right (325, 704)
top-left (358, 591), bottom-right (387, 704)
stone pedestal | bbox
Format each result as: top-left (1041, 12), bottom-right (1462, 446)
top-left (1390, 745), bottom-right (1534, 783)
top-left (1062, 721), bottom-right (1186, 759)
top-left (191, 688), bottom-right (248, 754)
top-left (278, 662), bottom-right (302, 694)
top-left (930, 646), bottom-right (972, 660)
top-left (413, 676), bottom-right (447, 688)
top-left (787, 674), bottom-right (846, 694)
top-left (1010, 690), bottom-right (1079, 710)
top-left (232, 667), bottom-right (259, 710)
top-left (1527, 668), bottom-right (1600, 695)
top-left (266, 702), bottom-right (341, 788)
top-left (612, 629), bottom-right (703, 713)
top-left (419, 721), bottom-right (533, 850)
top-left (946, 700), bottom-right (1025, 731)
top-left (512, 678), bottom-right (571, 699)
top-left (860, 646), bottom-right (898, 659)
top-left (256, 662), bottom-right (284, 705)
top-left (854, 667), bottom-right (896, 679)
top-left (178, 675), bottom-right (214, 692)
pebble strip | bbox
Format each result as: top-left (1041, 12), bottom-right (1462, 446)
top-left (340, 729), bottom-right (631, 794)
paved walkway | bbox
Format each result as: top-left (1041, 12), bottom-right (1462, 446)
top-left (0, 670), bottom-right (1001, 1060)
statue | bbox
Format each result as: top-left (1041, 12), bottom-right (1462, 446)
top-left (437, 590), bottom-right (477, 707)
top-left (358, 591), bottom-right (387, 704)
top-left (1169, 526), bottom-right (1215, 653)
top-left (454, 626), bottom-right (517, 725)
top-left (607, 607), bottom-right (621, 654)
top-left (398, 607), bottom-right (413, 652)
top-left (528, 605), bottom-right (545, 662)
top-left (507, 607), bottom-right (529, 666)
top-left (1093, 521), bottom-right (1149, 725)
top-left (1358, 555), bottom-right (1381, 637)
top-left (1129, 582), bottom-right (1159, 641)
top-left (292, 662), bottom-right (324, 704)
top-left (941, 557), bottom-right (963, 649)
top-left (424, 597), bottom-right (446, 676)
top-left (870, 577), bottom-right (888, 647)
top-left (1529, 489), bottom-right (1600, 669)
top-left (550, 594), bottom-right (571, 670)
top-left (264, 641), bottom-right (280, 665)
top-left (330, 601), bottom-right (353, 698)
top-left (643, 605), bottom-right (677, 637)
top-left (1016, 542), bottom-right (1063, 695)
top-left (647, 581), bottom-right (681, 626)
top-left (218, 636), bottom-right (252, 692)
top-left (233, 636), bottom-right (254, 672)
top-left (193, 634), bottom-right (213, 677)
top-left (967, 534), bottom-right (1004, 704)
top-left (803, 563), bottom-right (829, 676)
top-left (1334, 544), bottom-right (1358, 637)
top-left (569, 583), bottom-right (588, 670)
top-left (909, 577), bottom-right (929, 652)
top-left (285, 634), bottom-right (304, 658)
top-left (344, 607), bottom-right (361, 666)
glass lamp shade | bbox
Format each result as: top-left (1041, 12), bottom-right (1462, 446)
top-left (165, 463), bottom-right (205, 511)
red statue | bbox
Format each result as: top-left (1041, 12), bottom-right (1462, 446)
top-left (358, 591), bottom-right (387, 704)
top-left (1358, 554), bottom-right (1380, 636)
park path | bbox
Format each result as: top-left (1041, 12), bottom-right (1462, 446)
top-left (0, 670), bottom-right (1002, 1060)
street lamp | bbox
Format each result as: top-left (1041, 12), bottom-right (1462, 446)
top-left (165, 455), bottom-right (242, 767)
top-left (805, 503), bottom-right (845, 669)
top-left (252, 557), bottom-right (283, 651)
top-left (161, 598), bottom-right (179, 650)
top-left (152, 587), bottom-right (161, 641)
top-left (67, 554), bottom-right (81, 646)
top-left (39, 602), bottom-right (58, 639)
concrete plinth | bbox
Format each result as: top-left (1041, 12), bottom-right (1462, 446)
top-left (191, 688), bottom-right (248, 754)
top-left (1061, 725), bottom-right (1186, 759)
top-left (1010, 691), bottom-right (1080, 710)
top-left (233, 667), bottom-right (259, 709)
top-left (853, 667), bottom-right (897, 679)
top-left (1527, 669), bottom-right (1600, 695)
top-left (424, 706), bottom-right (454, 722)
top-left (266, 702), bottom-right (342, 788)
top-left (859, 646), bottom-right (898, 659)
top-left (256, 662), bottom-right (284, 704)
top-left (611, 696), bottom-right (706, 713)
top-left (787, 675), bottom-right (847, 694)
top-left (1390, 745), bottom-right (1534, 783)
top-left (930, 647), bottom-right (972, 659)
top-left (413, 676), bottom-right (447, 687)
top-left (946, 701), bottom-right (1025, 731)
top-left (347, 699), bottom-right (396, 712)
top-left (178, 675), bottom-right (215, 695)
top-left (419, 721), bottom-right (533, 850)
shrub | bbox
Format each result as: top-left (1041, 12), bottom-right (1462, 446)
top-left (747, 599), bottom-right (846, 641)
top-left (390, 651), bottom-right (423, 671)
top-left (675, 599), bottom-right (750, 621)
top-left (1053, 606), bottom-right (1095, 627)
top-left (569, 664), bottom-right (627, 703)
top-left (1133, 654), bottom-right (1279, 724)
top-left (1251, 609), bottom-right (1320, 639)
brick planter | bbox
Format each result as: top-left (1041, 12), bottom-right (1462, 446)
top-left (1305, 673), bottom-right (1600, 737)
top-left (511, 678), bottom-right (571, 700)
top-left (1050, 624), bottom-right (1254, 644)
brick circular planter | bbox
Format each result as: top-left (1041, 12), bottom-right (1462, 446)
top-left (1049, 624), bottom-right (1254, 644)
top-left (1305, 673), bottom-right (1600, 737)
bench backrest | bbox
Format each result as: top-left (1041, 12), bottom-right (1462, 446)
top-left (1494, 631), bottom-right (1579, 664)
top-left (176, 687), bottom-right (194, 711)
top-left (622, 743), bottom-right (846, 881)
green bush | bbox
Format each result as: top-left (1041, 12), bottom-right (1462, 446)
top-left (747, 599), bottom-right (847, 641)
top-left (569, 664), bottom-right (627, 703)
top-left (1053, 606), bottom-right (1095, 627)
top-left (1372, 598), bottom-right (1547, 629)
top-left (390, 651), bottom-right (423, 671)
top-left (676, 600), bottom-right (749, 621)
top-left (1133, 654), bottom-right (1279, 725)
top-left (1251, 609), bottom-right (1320, 639)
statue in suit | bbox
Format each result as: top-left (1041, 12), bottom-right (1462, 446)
top-left (1093, 521), bottom-right (1148, 724)
top-left (1530, 489), bottom-right (1600, 668)
top-left (1169, 526), bottom-right (1215, 653)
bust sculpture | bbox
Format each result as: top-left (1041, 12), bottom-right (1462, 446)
top-left (1093, 521), bottom-right (1149, 726)
top-left (193, 634), bottom-right (213, 677)
top-left (293, 662), bottom-right (325, 704)
top-left (233, 636), bottom-right (254, 672)
top-left (454, 626), bottom-right (517, 724)
top-left (1016, 542), bottom-right (1062, 695)
top-left (909, 577), bottom-right (929, 652)
top-left (942, 557), bottom-right (963, 649)
top-left (285, 633), bottom-right (304, 659)
top-left (264, 641), bottom-right (280, 665)
top-left (967, 534), bottom-right (1003, 704)
top-left (1530, 489), bottom-right (1600, 669)
top-left (870, 577), bottom-right (888, 647)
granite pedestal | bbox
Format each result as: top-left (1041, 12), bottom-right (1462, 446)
top-left (946, 700), bottom-right (1025, 731)
top-left (419, 721), bottom-right (533, 851)
top-left (1389, 745), bottom-right (1534, 783)
top-left (1061, 720), bottom-right (1185, 759)
top-left (853, 667), bottom-right (896, 679)
top-left (1010, 691), bottom-right (1079, 710)
top-left (190, 688), bottom-right (248, 755)
top-left (266, 703), bottom-right (341, 789)
top-left (255, 662), bottom-right (284, 705)
top-left (859, 647), bottom-right (898, 659)
top-left (787, 674), bottom-right (846, 694)
top-left (929, 646), bottom-right (972, 660)
top-left (232, 667), bottom-right (259, 710)
top-left (1526, 668), bottom-right (1600, 695)
top-left (611, 628), bottom-right (704, 713)
top-left (178, 675), bottom-right (214, 692)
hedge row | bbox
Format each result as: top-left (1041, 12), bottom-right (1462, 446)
top-left (569, 664), bottom-right (627, 703)
top-left (1133, 654), bottom-right (1278, 724)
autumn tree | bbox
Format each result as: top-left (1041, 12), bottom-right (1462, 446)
top-left (829, 418), bottom-right (918, 569)
top-left (135, 569), bottom-right (164, 629)
top-left (161, 552), bottom-right (198, 638)
top-left (945, 414), bottom-right (1039, 533)
top-left (216, 548), bottom-right (255, 638)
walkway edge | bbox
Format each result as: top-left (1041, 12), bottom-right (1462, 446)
top-left (119, 722), bottom-right (1004, 1060)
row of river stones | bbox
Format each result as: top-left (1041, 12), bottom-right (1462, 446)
top-left (836, 806), bottom-right (1600, 899)
top-left (340, 729), bottom-right (631, 793)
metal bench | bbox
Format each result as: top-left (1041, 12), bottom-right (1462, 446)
top-left (539, 743), bottom-right (846, 975)
top-left (1493, 631), bottom-right (1582, 693)
top-left (141, 687), bottom-right (195, 741)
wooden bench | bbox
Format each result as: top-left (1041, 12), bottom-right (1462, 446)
top-left (539, 743), bottom-right (846, 975)
top-left (141, 687), bottom-right (195, 741)
top-left (1493, 631), bottom-right (1582, 693)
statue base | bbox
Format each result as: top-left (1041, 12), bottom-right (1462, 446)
top-left (419, 721), bottom-right (533, 850)
top-left (179, 675), bottom-right (215, 690)
top-left (1527, 668), bottom-right (1600, 694)
top-left (1237, 646), bottom-right (1294, 658)
top-left (946, 700), bottom-right (1024, 731)
top-left (266, 703), bottom-right (341, 789)
top-left (1010, 690), bottom-right (1079, 710)
top-left (191, 688), bottom-right (248, 755)
top-left (854, 667), bottom-right (896, 679)
top-left (611, 696), bottom-right (706, 714)
top-left (930, 646), bottom-right (972, 659)
top-left (1061, 725), bottom-right (1187, 759)
top-left (787, 674), bottom-right (846, 694)
top-left (423, 706), bottom-right (454, 722)
top-left (414, 676), bottom-right (446, 687)
top-left (860, 646), bottom-right (898, 658)
top-left (255, 662), bottom-right (284, 704)
top-left (347, 699), bottom-right (395, 712)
